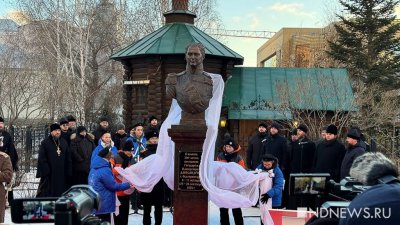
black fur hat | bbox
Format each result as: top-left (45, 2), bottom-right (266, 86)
top-left (59, 117), bottom-right (68, 125)
top-left (270, 122), bottom-right (282, 131)
top-left (258, 122), bottom-right (268, 129)
top-left (262, 154), bottom-right (278, 168)
top-left (326, 124), bottom-right (338, 135)
top-left (0, 117), bottom-right (4, 123)
top-left (98, 147), bottom-right (111, 158)
top-left (67, 115), bottom-right (76, 122)
top-left (123, 141), bottom-right (134, 151)
top-left (145, 129), bottom-right (159, 140)
top-left (50, 123), bottom-right (61, 132)
top-left (77, 126), bottom-right (87, 134)
top-left (297, 124), bottom-right (308, 133)
top-left (148, 116), bottom-right (158, 122)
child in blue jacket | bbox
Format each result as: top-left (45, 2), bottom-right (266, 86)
top-left (88, 146), bottom-right (131, 223)
top-left (256, 154), bottom-right (284, 209)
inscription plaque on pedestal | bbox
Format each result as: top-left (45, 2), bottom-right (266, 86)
top-left (178, 151), bottom-right (203, 191)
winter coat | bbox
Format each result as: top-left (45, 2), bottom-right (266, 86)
top-left (36, 136), bottom-right (72, 197)
top-left (140, 143), bottom-right (164, 206)
top-left (0, 130), bottom-right (18, 171)
top-left (262, 133), bottom-right (289, 171)
top-left (0, 151), bottom-right (13, 223)
top-left (70, 133), bottom-right (96, 173)
top-left (256, 163), bottom-right (284, 207)
top-left (60, 130), bottom-right (73, 146)
top-left (290, 137), bottom-right (315, 173)
top-left (339, 183), bottom-right (400, 225)
top-left (112, 132), bottom-right (127, 150)
top-left (217, 145), bottom-right (245, 168)
top-left (340, 142), bottom-right (365, 180)
top-left (110, 152), bottom-right (136, 196)
top-left (88, 155), bottom-right (130, 215)
top-left (313, 139), bottom-right (346, 182)
top-left (246, 132), bottom-right (268, 170)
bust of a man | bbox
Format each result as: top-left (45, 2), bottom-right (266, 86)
top-left (165, 43), bottom-right (213, 114)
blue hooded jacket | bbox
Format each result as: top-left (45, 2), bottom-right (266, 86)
top-left (256, 163), bottom-right (284, 207)
top-left (90, 142), bottom-right (118, 169)
top-left (88, 154), bottom-right (130, 214)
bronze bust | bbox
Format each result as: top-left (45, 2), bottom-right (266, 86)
top-left (165, 43), bottom-right (213, 114)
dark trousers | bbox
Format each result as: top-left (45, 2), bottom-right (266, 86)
top-left (220, 208), bottom-right (243, 225)
top-left (143, 203), bottom-right (163, 225)
top-left (130, 190), bottom-right (141, 211)
top-left (114, 195), bottom-right (130, 225)
top-left (97, 213), bottom-right (111, 223)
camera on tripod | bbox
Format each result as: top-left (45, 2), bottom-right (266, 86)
top-left (11, 185), bottom-right (109, 225)
top-left (327, 177), bottom-right (371, 201)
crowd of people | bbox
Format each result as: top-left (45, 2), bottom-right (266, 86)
top-left (1, 114), bottom-right (399, 225)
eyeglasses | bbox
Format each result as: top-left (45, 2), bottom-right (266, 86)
top-left (61, 124), bottom-right (69, 126)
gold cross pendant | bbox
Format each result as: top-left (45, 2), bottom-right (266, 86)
top-left (57, 147), bottom-right (61, 156)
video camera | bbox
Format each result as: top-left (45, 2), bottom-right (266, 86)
top-left (11, 185), bottom-right (109, 225)
top-left (327, 177), bottom-right (371, 201)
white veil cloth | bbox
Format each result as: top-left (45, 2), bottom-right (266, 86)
top-left (116, 73), bottom-right (273, 224)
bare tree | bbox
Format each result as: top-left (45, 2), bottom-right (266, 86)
top-left (271, 71), bottom-right (355, 140)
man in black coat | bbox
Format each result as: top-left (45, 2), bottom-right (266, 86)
top-left (59, 117), bottom-right (72, 145)
top-left (70, 126), bottom-right (95, 185)
top-left (340, 128), bottom-right (365, 180)
top-left (93, 117), bottom-right (110, 145)
top-left (36, 123), bottom-right (72, 197)
top-left (112, 123), bottom-right (127, 150)
top-left (312, 124), bottom-right (346, 182)
top-left (290, 124), bottom-right (316, 173)
top-left (262, 122), bottom-right (288, 172)
top-left (0, 117), bottom-right (18, 171)
top-left (246, 123), bottom-right (268, 170)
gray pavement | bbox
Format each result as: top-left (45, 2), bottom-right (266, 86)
top-left (4, 202), bottom-right (262, 225)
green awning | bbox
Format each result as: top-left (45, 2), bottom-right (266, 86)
top-left (223, 67), bottom-right (355, 120)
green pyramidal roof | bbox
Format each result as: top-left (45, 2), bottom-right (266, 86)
top-left (111, 23), bottom-right (243, 63)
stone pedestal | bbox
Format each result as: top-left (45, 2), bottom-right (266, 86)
top-left (168, 123), bottom-right (208, 225)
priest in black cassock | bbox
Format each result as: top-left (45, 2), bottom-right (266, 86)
top-left (36, 123), bottom-right (72, 197)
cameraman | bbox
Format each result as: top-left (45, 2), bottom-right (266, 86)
top-left (339, 152), bottom-right (400, 225)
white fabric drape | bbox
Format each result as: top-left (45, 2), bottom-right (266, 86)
top-left (115, 73), bottom-right (273, 223)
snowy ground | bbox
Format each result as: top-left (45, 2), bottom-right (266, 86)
top-left (4, 202), bottom-right (263, 225)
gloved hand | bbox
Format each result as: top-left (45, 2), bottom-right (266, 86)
top-left (260, 193), bottom-right (270, 204)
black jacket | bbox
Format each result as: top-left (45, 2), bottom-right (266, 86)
top-left (0, 130), bottom-right (18, 171)
top-left (112, 132), bottom-right (127, 150)
top-left (262, 133), bottom-right (288, 171)
top-left (246, 132), bottom-right (268, 170)
top-left (290, 137), bottom-right (315, 173)
top-left (36, 135), bottom-right (72, 197)
top-left (70, 133), bottom-right (96, 173)
top-left (313, 139), bottom-right (346, 182)
top-left (93, 126), bottom-right (110, 145)
top-left (340, 142), bottom-right (365, 180)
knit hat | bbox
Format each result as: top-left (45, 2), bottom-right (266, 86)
top-left (123, 141), bottom-right (134, 151)
top-left (326, 124), bottom-right (338, 135)
top-left (0, 117), bottom-right (4, 123)
top-left (98, 116), bottom-right (109, 123)
top-left (258, 122), bottom-right (268, 129)
top-left (270, 122), bottom-right (282, 131)
top-left (116, 123), bottom-right (125, 131)
top-left (149, 116), bottom-right (158, 122)
top-left (224, 138), bottom-right (238, 150)
top-left (98, 147), bottom-right (111, 158)
top-left (133, 122), bottom-right (144, 129)
top-left (67, 115), bottom-right (76, 122)
top-left (145, 129), bottom-right (159, 140)
top-left (297, 124), bottom-right (308, 133)
top-left (77, 126), bottom-right (87, 134)
top-left (347, 128), bottom-right (361, 140)
top-left (59, 117), bottom-right (68, 125)
top-left (50, 123), bottom-right (61, 132)
top-left (262, 154), bottom-right (278, 168)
